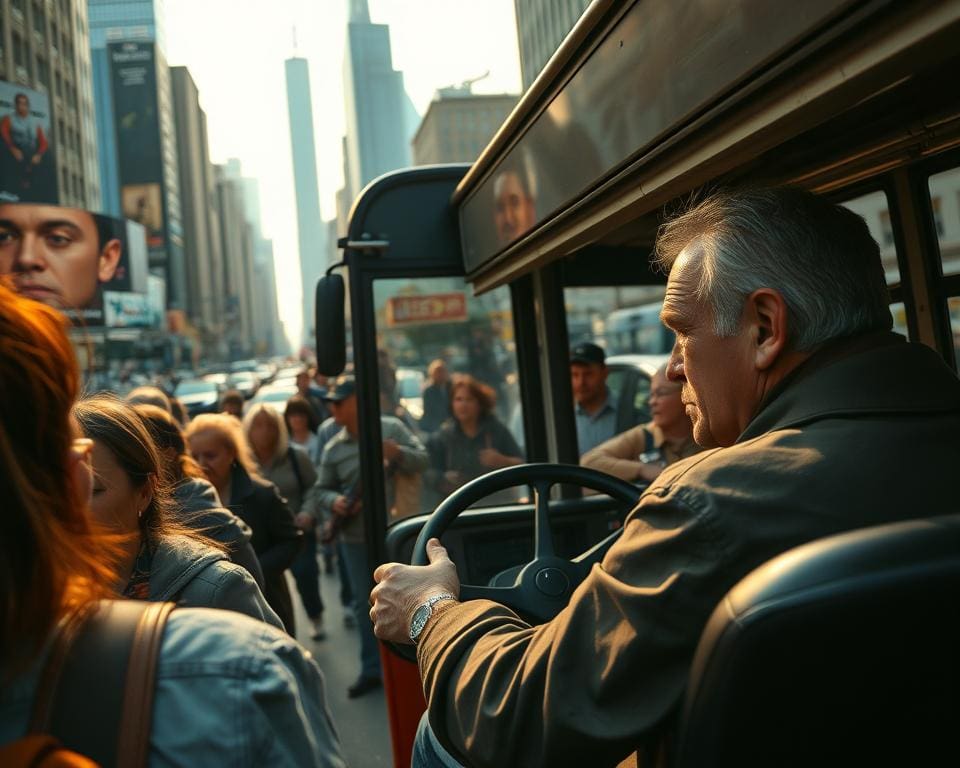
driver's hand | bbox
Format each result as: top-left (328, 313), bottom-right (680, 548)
top-left (370, 538), bottom-right (460, 644)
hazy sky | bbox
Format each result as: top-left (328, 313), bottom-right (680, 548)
top-left (163, 0), bottom-right (523, 350)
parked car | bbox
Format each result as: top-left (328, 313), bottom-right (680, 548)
top-left (603, 353), bottom-right (670, 433)
top-left (246, 382), bottom-right (298, 415)
top-left (174, 379), bottom-right (220, 418)
top-left (396, 367), bottom-right (425, 421)
top-left (227, 371), bottom-right (261, 399)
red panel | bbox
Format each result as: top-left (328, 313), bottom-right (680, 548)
top-left (380, 643), bottom-right (426, 768)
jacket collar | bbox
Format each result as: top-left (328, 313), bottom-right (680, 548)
top-left (739, 332), bottom-right (960, 443)
top-left (229, 462), bottom-right (257, 504)
top-left (149, 534), bottom-right (226, 601)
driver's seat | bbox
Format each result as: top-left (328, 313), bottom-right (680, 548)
top-left (673, 514), bottom-right (960, 767)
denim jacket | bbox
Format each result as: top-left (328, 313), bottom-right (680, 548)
top-left (0, 608), bottom-right (348, 767)
top-left (149, 533), bottom-right (282, 630)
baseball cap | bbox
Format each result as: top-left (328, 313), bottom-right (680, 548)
top-left (320, 375), bottom-right (356, 402)
top-left (570, 342), bottom-right (606, 365)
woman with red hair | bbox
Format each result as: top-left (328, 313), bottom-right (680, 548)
top-left (0, 282), bottom-right (346, 766)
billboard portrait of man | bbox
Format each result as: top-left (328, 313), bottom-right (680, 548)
top-left (0, 203), bottom-right (122, 324)
top-left (0, 82), bottom-right (57, 203)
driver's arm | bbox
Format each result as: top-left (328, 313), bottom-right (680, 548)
top-left (416, 483), bottom-right (740, 768)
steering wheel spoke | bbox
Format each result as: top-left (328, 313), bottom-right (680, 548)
top-left (533, 480), bottom-right (557, 559)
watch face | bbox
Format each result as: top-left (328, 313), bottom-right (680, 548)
top-left (409, 603), bottom-right (432, 641)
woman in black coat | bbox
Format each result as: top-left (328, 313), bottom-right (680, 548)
top-left (186, 413), bottom-right (302, 634)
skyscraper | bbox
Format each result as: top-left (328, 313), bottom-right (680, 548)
top-left (514, 0), bottom-right (590, 89)
top-left (285, 55), bottom-right (326, 347)
top-left (170, 65), bottom-right (225, 355)
top-left (87, 0), bottom-right (186, 310)
top-left (342, 0), bottom-right (418, 208)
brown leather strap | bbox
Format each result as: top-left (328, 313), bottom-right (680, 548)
top-left (117, 601), bottom-right (176, 768)
top-left (27, 612), bottom-right (88, 734)
top-left (29, 600), bottom-right (175, 768)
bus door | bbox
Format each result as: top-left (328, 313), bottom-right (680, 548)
top-left (318, 165), bottom-right (642, 766)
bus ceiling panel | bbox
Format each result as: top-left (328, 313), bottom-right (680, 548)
top-left (467, 1), bottom-right (960, 294)
top-left (457, 0), bottom-right (865, 277)
top-left (344, 164), bottom-right (469, 269)
top-left (559, 245), bottom-right (663, 288)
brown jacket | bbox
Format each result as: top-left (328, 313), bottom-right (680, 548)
top-left (417, 334), bottom-right (960, 767)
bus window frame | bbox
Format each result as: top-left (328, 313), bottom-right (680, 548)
top-left (910, 155), bottom-right (959, 369)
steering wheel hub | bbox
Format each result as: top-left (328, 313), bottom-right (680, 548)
top-left (534, 567), bottom-right (569, 597)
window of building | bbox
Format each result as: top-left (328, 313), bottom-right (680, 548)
top-left (928, 168), bottom-right (960, 277)
top-left (840, 190), bottom-right (901, 285)
top-left (32, 2), bottom-right (45, 39)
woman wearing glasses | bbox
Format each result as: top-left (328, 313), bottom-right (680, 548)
top-left (581, 365), bottom-right (702, 484)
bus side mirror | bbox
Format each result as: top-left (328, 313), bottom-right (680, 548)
top-left (315, 274), bottom-right (346, 376)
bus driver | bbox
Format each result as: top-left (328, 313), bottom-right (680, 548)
top-left (369, 187), bottom-right (960, 767)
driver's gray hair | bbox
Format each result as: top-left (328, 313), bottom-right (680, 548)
top-left (653, 187), bottom-right (892, 351)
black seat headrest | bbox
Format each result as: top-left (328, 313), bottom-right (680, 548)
top-left (675, 514), bottom-right (960, 767)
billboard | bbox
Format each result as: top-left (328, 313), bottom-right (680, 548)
top-left (104, 289), bottom-right (160, 329)
top-left (0, 81), bottom-right (58, 204)
top-left (109, 41), bottom-right (165, 253)
top-left (386, 292), bottom-right (468, 326)
top-left (0, 203), bottom-right (134, 326)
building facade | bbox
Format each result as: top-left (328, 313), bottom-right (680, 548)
top-left (0, 0), bottom-right (100, 208)
top-left (170, 65), bottom-right (226, 357)
top-left (514, 0), bottom-right (590, 90)
top-left (285, 56), bottom-right (326, 348)
top-left (87, 0), bottom-right (186, 311)
top-left (215, 161), bottom-right (257, 360)
top-left (412, 89), bottom-right (518, 166)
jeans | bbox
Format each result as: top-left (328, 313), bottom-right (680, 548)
top-left (290, 527), bottom-right (324, 619)
top-left (411, 712), bottom-right (466, 768)
top-left (336, 540), bottom-right (354, 607)
top-left (338, 540), bottom-right (381, 679)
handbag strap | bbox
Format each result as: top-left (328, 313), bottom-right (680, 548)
top-left (30, 600), bottom-right (175, 768)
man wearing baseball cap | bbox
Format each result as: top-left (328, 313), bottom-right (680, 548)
top-left (570, 342), bottom-right (616, 455)
top-left (314, 375), bottom-right (429, 698)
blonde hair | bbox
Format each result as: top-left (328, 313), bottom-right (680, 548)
top-left (185, 413), bottom-right (261, 479)
top-left (242, 404), bottom-right (289, 469)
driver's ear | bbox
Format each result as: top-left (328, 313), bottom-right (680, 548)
top-left (745, 288), bottom-right (789, 371)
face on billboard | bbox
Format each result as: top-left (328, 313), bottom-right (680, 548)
top-left (0, 204), bottom-right (121, 313)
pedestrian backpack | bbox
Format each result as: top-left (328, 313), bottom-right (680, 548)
top-left (0, 600), bottom-right (175, 768)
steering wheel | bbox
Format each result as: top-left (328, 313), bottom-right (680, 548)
top-left (412, 463), bottom-right (642, 624)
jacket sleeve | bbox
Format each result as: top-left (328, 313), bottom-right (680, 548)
top-left (256, 486), bottom-right (302, 574)
top-left (189, 561), bottom-right (283, 629)
top-left (580, 425), bottom-right (649, 482)
top-left (314, 447), bottom-right (342, 516)
top-left (391, 421), bottom-right (429, 474)
top-left (416, 483), bottom-right (740, 768)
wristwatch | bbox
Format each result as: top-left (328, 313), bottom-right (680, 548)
top-left (409, 592), bottom-right (457, 644)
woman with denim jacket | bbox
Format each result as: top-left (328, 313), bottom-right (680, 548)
top-left (73, 395), bottom-right (281, 629)
top-left (0, 283), bottom-right (346, 766)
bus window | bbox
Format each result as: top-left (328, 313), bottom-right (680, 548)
top-left (372, 277), bottom-right (525, 518)
top-left (928, 167), bottom-right (960, 277)
top-left (840, 191), bottom-right (900, 285)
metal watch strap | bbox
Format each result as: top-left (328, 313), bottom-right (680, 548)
top-left (411, 592), bottom-right (457, 644)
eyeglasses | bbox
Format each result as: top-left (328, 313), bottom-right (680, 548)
top-left (647, 387), bottom-right (682, 401)
top-left (70, 437), bottom-right (94, 466)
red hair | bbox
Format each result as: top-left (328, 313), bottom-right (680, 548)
top-left (0, 280), bottom-right (117, 676)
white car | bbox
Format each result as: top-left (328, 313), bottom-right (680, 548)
top-left (246, 382), bottom-right (298, 415)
